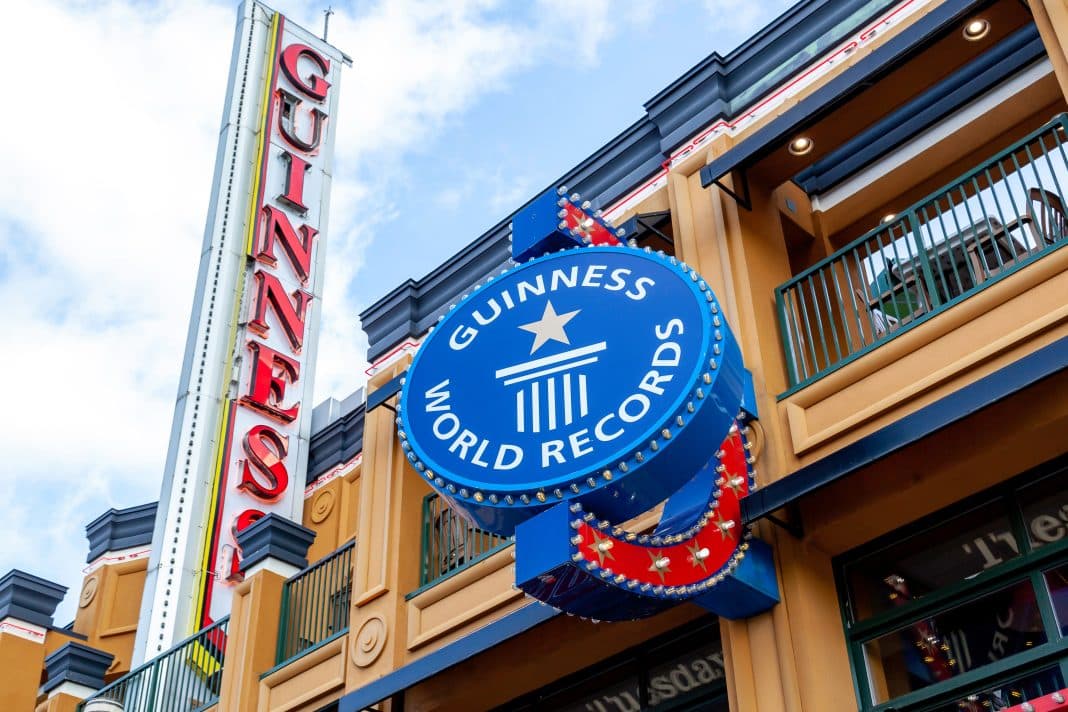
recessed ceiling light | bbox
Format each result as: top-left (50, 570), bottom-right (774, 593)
top-left (881, 213), bottom-right (896, 224)
top-left (962, 18), bottom-right (989, 41)
top-left (788, 137), bottom-right (813, 156)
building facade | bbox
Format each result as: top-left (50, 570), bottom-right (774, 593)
top-left (5, 0), bottom-right (1068, 710)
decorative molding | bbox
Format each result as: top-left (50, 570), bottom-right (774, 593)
top-left (41, 641), bottom-right (114, 695)
top-left (310, 489), bottom-right (336, 523)
top-left (405, 546), bottom-right (522, 651)
top-left (236, 513), bottom-right (316, 573)
top-left (307, 400), bottom-right (365, 486)
top-left (259, 634), bottom-right (346, 711)
top-left (351, 615), bottom-right (387, 668)
top-left (79, 576), bottom-right (99, 609)
top-left (0, 617), bottom-right (46, 643)
top-left (0, 570), bottom-right (66, 629)
top-left (82, 546), bottom-right (152, 575)
top-left (84, 502), bottom-right (157, 564)
top-left (305, 452), bottom-right (362, 499)
top-left (47, 681), bottom-right (97, 700)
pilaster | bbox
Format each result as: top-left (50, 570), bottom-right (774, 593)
top-left (215, 513), bottom-right (315, 712)
top-left (36, 641), bottom-right (113, 712)
top-left (0, 570), bottom-right (66, 711)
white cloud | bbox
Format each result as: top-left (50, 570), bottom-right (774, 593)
top-left (0, 0), bottom-right (636, 625)
top-left (0, 0), bottom-right (796, 629)
top-left (701, 0), bottom-right (796, 38)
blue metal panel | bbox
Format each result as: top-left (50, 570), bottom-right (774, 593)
top-left (337, 604), bottom-right (558, 712)
top-left (511, 188), bottom-right (584, 262)
top-left (692, 539), bottom-right (779, 619)
top-left (794, 25), bottom-right (1045, 194)
top-left (700, 0), bottom-right (982, 189)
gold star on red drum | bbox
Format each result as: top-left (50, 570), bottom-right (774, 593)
top-left (647, 550), bottom-right (671, 582)
top-left (686, 542), bottom-right (709, 571)
top-left (713, 511), bottom-right (736, 541)
top-left (587, 530), bottom-right (616, 566)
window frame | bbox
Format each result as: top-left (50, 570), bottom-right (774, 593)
top-left (834, 457), bottom-right (1068, 711)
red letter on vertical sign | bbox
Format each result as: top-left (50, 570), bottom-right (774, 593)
top-left (279, 44), bottom-right (331, 101)
top-left (239, 341), bottom-right (301, 422)
top-left (238, 424), bottom-right (290, 500)
top-left (278, 89), bottom-right (326, 153)
top-left (277, 152), bottom-right (311, 214)
top-left (256, 204), bottom-right (317, 283)
top-left (248, 270), bottom-right (312, 352)
top-left (228, 509), bottom-right (265, 581)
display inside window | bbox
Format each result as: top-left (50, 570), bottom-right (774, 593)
top-left (862, 579), bottom-right (1045, 703)
top-left (498, 619), bottom-right (727, 712)
top-left (845, 500), bottom-right (1017, 620)
top-left (1019, 472), bottom-right (1068, 550)
top-left (926, 667), bottom-right (1063, 712)
top-left (1046, 563), bottom-right (1068, 637)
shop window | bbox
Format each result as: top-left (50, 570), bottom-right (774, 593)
top-left (836, 460), bottom-right (1068, 711)
top-left (496, 617), bottom-right (727, 712)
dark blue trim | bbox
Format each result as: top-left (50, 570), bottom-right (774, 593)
top-left (42, 641), bottom-right (113, 694)
top-left (85, 502), bottom-right (157, 563)
top-left (795, 25), bottom-right (1045, 194)
top-left (337, 604), bottom-right (558, 711)
top-left (700, 0), bottom-right (982, 189)
top-left (308, 399), bottom-right (365, 484)
top-left (236, 513), bottom-right (315, 572)
top-left (0, 570), bottom-right (66, 628)
top-left (742, 334), bottom-right (1068, 524)
top-left (366, 373), bottom-right (404, 413)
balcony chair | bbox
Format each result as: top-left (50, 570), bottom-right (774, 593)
top-left (1026, 187), bottom-right (1068, 246)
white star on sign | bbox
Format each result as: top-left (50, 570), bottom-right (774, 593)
top-left (519, 300), bottom-right (580, 354)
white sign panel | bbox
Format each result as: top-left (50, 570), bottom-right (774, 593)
top-left (135, 1), bottom-right (348, 660)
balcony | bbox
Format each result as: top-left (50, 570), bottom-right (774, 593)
top-left (414, 493), bottom-right (512, 594)
top-left (777, 116), bottom-right (1068, 393)
top-left (78, 617), bottom-right (229, 712)
top-left (272, 539), bottom-right (354, 669)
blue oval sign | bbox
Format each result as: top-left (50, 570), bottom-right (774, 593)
top-left (398, 246), bottom-right (744, 534)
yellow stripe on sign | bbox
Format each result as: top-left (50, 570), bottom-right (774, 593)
top-left (190, 10), bottom-right (282, 635)
top-left (245, 11), bottom-right (282, 257)
top-left (191, 397), bottom-right (232, 632)
top-left (185, 639), bottom-right (224, 678)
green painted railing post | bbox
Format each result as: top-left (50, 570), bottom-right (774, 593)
top-left (776, 288), bottom-right (798, 385)
top-left (146, 653), bottom-right (161, 712)
top-left (904, 209), bottom-right (940, 311)
top-left (273, 541), bottom-right (355, 668)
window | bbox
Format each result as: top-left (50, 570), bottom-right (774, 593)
top-left (836, 458), bottom-right (1068, 710)
top-left (497, 617), bottom-right (728, 712)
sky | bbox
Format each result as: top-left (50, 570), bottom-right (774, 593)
top-left (0, 0), bottom-right (794, 625)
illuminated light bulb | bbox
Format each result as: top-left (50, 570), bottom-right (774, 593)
top-left (962, 18), bottom-right (990, 41)
top-left (597, 540), bottom-right (613, 553)
top-left (694, 548), bottom-right (710, 561)
top-left (788, 136), bottom-right (814, 155)
top-left (654, 557), bottom-right (670, 569)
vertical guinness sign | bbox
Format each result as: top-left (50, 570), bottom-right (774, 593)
top-left (135, 1), bottom-right (349, 660)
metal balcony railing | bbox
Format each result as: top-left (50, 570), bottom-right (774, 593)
top-left (78, 617), bottom-right (229, 712)
top-left (274, 540), bottom-right (354, 667)
top-left (777, 115), bottom-right (1068, 391)
top-left (418, 493), bottom-right (512, 591)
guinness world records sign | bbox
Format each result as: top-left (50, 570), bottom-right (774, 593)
top-left (398, 246), bottom-right (745, 535)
